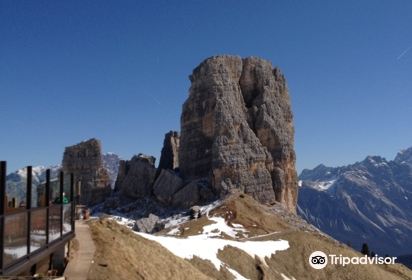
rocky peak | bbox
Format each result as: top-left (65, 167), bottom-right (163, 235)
top-left (298, 147), bottom-right (412, 256)
top-left (62, 138), bottom-right (103, 173)
top-left (395, 147), bottom-right (412, 166)
top-left (62, 138), bottom-right (111, 205)
top-left (133, 153), bottom-right (156, 166)
top-left (180, 55), bottom-right (297, 212)
top-left (157, 131), bottom-right (180, 173)
top-left (300, 164), bottom-right (337, 181)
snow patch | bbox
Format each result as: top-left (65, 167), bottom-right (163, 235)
top-left (203, 217), bottom-right (247, 238)
top-left (312, 180), bottom-right (336, 191)
top-left (133, 213), bottom-right (288, 280)
top-left (136, 232), bottom-right (289, 279)
top-left (281, 273), bottom-right (296, 280)
top-left (167, 228), bottom-right (181, 236)
top-left (226, 267), bottom-right (249, 280)
top-left (231, 223), bottom-right (244, 228)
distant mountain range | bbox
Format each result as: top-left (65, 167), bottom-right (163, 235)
top-left (5, 153), bottom-right (121, 204)
top-left (102, 153), bottom-right (121, 188)
top-left (298, 147), bottom-right (412, 258)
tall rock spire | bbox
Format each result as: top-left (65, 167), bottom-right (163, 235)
top-left (179, 55), bottom-right (297, 212)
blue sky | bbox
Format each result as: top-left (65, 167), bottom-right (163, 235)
top-left (1, 0), bottom-right (412, 173)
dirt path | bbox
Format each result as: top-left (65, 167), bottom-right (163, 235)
top-left (64, 220), bottom-right (96, 280)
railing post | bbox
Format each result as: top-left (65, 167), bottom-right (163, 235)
top-left (26, 166), bottom-right (32, 255)
top-left (59, 172), bottom-right (64, 238)
top-left (45, 169), bottom-right (50, 245)
top-left (70, 174), bottom-right (75, 232)
top-left (0, 161), bottom-right (6, 273)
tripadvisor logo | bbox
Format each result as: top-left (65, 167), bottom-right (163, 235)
top-left (309, 251), bottom-right (328, 269)
top-left (309, 251), bottom-right (397, 270)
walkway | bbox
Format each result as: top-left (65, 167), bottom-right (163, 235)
top-left (64, 220), bottom-right (96, 280)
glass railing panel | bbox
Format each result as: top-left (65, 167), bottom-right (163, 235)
top-left (48, 204), bottom-right (61, 242)
top-left (30, 208), bottom-right (47, 252)
top-left (49, 178), bottom-right (60, 204)
top-left (63, 204), bottom-right (72, 234)
top-left (6, 167), bottom-right (27, 213)
top-left (63, 173), bottom-right (71, 203)
top-left (33, 176), bottom-right (46, 208)
top-left (4, 212), bottom-right (28, 266)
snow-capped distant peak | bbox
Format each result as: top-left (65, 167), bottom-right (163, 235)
top-left (310, 180), bottom-right (336, 191)
top-left (104, 152), bottom-right (119, 156)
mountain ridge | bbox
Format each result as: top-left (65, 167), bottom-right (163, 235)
top-left (298, 147), bottom-right (412, 258)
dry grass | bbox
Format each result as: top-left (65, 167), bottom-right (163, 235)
top-left (87, 219), bottom-right (212, 280)
top-left (87, 193), bottom-right (412, 280)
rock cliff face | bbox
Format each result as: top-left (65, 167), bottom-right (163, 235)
top-left (115, 154), bottom-right (157, 199)
top-left (179, 56), bottom-right (297, 212)
top-left (157, 131), bottom-right (180, 175)
top-left (62, 138), bottom-right (111, 205)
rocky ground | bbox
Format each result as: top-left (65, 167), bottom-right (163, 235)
top-left (87, 193), bottom-right (412, 280)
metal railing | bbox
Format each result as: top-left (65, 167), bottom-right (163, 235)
top-left (0, 161), bottom-right (75, 275)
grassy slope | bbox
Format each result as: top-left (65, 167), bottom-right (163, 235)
top-left (88, 219), bottom-right (212, 280)
top-left (88, 193), bottom-right (412, 280)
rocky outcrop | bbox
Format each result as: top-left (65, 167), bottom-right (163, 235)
top-left (115, 154), bottom-right (156, 199)
top-left (153, 169), bottom-right (183, 204)
top-left (179, 56), bottom-right (297, 212)
top-left (171, 179), bottom-right (214, 208)
top-left (157, 131), bottom-right (180, 173)
top-left (133, 214), bottom-right (164, 233)
top-left (62, 138), bottom-right (111, 205)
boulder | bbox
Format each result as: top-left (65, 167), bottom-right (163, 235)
top-left (153, 169), bottom-right (183, 204)
top-left (189, 206), bottom-right (201, 219)
top-left (172, 179), bottom-right (214, 208)
top-left (179, 56), bottom-right (298, 212)
top-left (115, 154), bottom-right (156, 199)
top-left (133, 214), bottom-right (164, 233)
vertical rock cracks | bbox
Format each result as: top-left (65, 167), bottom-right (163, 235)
top-left (179, 56), bottom-right (297, 212)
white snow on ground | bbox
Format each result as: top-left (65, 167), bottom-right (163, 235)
top-left (281, 273), bottom-right (296, 280)
top-left (163, 215), bottom-right (190, 228)
top-left (134, 214), bottom-right (289, 280)
top-left (226, 267), bottom-right (249, 280)
top-left (106, 200), bottom-right (224, 231)
top-left (167, 227), bottom-right (181, 236)
top-left (110, 200), bottom-right (289, 279)
top-left (203, 217), bottom-right (247, 238)
top-left (231, 223), bottom-right (244, 228)
top-left (137, 231), bottom-right (289, 279)
top-left (199, 200), bottom-right (222, 214)
top-left (111, 215), bottom-right (134, 227)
